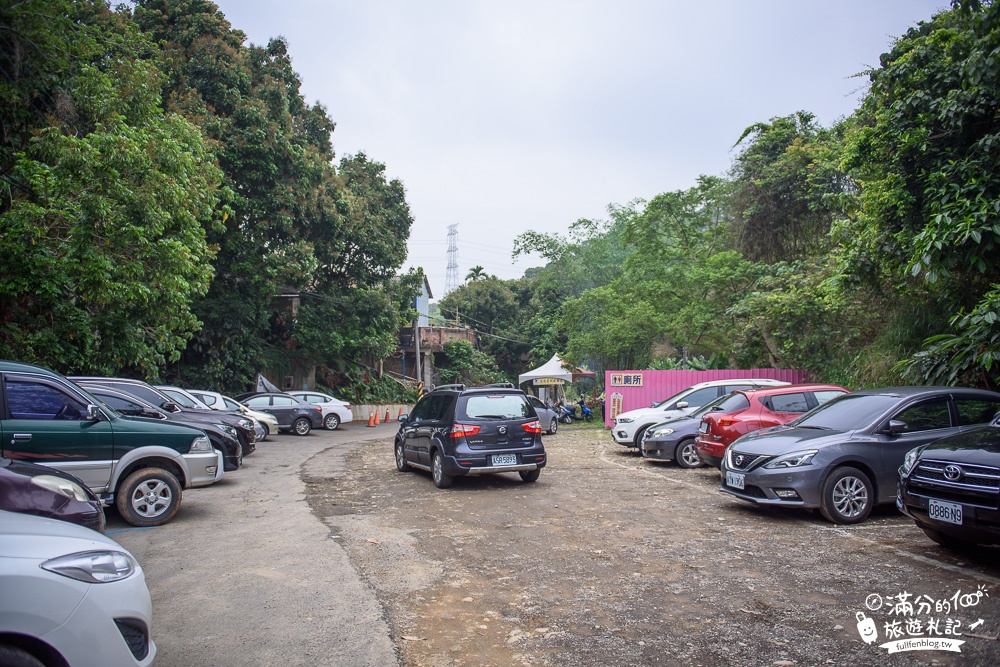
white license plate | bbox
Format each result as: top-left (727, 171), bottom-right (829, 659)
top-left (492, 454), bottom-right (517, 466)
top-left (699, 421), bottom-right (708, 434)
top-left (726, 471), bottom-right (745, 490)
top-left (928, 498), bottom-right (963, 525)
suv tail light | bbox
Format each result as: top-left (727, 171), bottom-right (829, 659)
top-left (522, 420), bottom-right (542, 434)
top-left (718, 416), bottom-right (737, 427)
top-left (450, 424), bottom-right (481, 438)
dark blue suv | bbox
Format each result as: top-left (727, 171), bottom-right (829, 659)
top-left (394, 384), bottom-right (547, 488)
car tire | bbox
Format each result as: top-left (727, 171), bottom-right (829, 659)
top-left (431, 450), bottom-right (453, 489)
top-left (632, 425), bottom-right (650, 452)
top-left (324, 413), bottom-right (341, 430)
top-left (674, 439), bottom-right (704, 469)
top-left (293, 417), bottom-right (311, 436)
top-left (395, 441), bottom-right (412, 472)
top-left (0, 645), bottom-right (45, 667)
top-left (919, 526), bottom-right (978, 552)
top-left (548, 418), bottom-right (558, 435)
top-left (261, 424), bottom-right (270, 438)
top-left (819, 466), bottom-right (873, 525)
top-left (116, 467), bottom-right (182, 527)
top-left (519, 469), bottom-right (540, 483)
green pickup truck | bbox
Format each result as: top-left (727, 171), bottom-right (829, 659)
top-left (0, 360), bottom-right (224, 525)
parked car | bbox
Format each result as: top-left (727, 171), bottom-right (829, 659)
top-left (157, 384), bottom-right (260, 454)
top-left (526, 395), bottom-right (560, 435)
top-left (70, 377), bottom-right (256, 456)
top-left (4, 361), bottom-right (224, 526)
top-left (720, 387), bottom-right (1000, 525)
top-left (1, 457), bottom-right (105, 532)
top-left (235, 392), bottom-right (324, 435)
top-left (83, 385), bottom-right (243, 472)
top-left (394, 384), bottom-right (547, 488)
top-left (898, 411), bottom-right (1000, 549)
top-left (0, 509), bottom-right (155, 666)
top-left (612, 378), bottom-right (790, 449)
top-left (639, 395), bottom-right (733, 467)
top-left (288, 390), bottom-right (354, 430)
top-left (694, 384), bottom-right (848, 468)
top-left (188, 389), bottom-right (279, 439)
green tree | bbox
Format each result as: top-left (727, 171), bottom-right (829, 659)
top-left (838, 1), bottom-right (1000, 385)
top-left (0, 0), bottom-right (223, 374)
top-left (465, 266), bottom-right (487, 282)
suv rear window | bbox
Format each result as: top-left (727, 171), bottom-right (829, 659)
top-left (459, 394), bottom-right (533, 420)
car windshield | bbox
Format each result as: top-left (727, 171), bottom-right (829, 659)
top-left (651, 388), bottom-right (689, 409)
top-left (461, 394), bottom-right (533, 420)
top-left (691, 395), bottom-right (729, 417)
top-left (794, 394), bottom-right (900, 431)
top-left (162, 389), bottom-right (202, 409)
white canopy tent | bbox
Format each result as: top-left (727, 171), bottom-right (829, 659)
top-left (518, 354), bottom-right (595, 403)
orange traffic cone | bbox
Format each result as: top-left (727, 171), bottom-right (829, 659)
top-left (385, 409), bottom-right (391, 423)
top-left (367, 413), bottom-right (375, 427)
top-left (397, 408), bottom-right (403, 418)
top-left (374, 410), bottom-right (381, 425)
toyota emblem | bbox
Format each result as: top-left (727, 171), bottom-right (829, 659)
top-left (498, 426), bottom-right (507, 435)
top-left (943, 464), bottom-right (963, 481)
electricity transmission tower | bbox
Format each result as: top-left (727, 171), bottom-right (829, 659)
top-left (444, 224), bottom-right (459, 297)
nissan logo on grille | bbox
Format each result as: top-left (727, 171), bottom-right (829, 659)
top-left (734, 454), bottom-right (745, 467)
top-left (498, 426), bottom-right (508, 436)
top-left (943, 464), bottom-right (963, 481)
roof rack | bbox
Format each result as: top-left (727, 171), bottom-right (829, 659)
top-left (432, 384), bottom-right (466, 392)
top-left (482, 382), bottom-right (515, 388)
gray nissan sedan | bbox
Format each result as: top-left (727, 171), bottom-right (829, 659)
top-left (719, 387), bottom-right (1000, 524)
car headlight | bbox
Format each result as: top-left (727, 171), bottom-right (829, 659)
top-left (31, 475), bottom-right (91, 502)
top-left (238, 418), bottom-right (252, 430)
top-left (900, 447), bottom-right (921, 475)
top-left (616, 417), bottom-right (633, 424)
top-left (190, 435), bottom-right (213, 452)
top-left (218, 423), bottom-right (238, 436)
top-left (764, 450), bottom-right (818, 469)
top-left (651, 427), bottom-right (674, 438)
top-left (42, 550), bottom-right (137, 583)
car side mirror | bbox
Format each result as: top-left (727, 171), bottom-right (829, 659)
top-left (160, 401), bottom-right (180, 412)
top-left (398, 413), bottom-right (408, 422)
top-left (675, 401), bottom-right (689, 409)
top-left (886, 419), bottom-right (907, 435)
top-left (85, 404), bottom-right (101, 421)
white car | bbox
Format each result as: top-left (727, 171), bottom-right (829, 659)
top-left (288, 391), bottom-right (353, 430)
top-left (0, 510), bottom-right (155, 667)
top-left (612, 378), bottom-right (790, 448)
top-left (188, 389), bottom-right (280, 440)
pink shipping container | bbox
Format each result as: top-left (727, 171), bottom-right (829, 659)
top-left (603, 369), bottom-right (811, 428)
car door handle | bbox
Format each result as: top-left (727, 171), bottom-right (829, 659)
top-left (12, 433), bottom-right (32, 442)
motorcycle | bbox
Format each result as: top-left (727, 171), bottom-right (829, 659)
top-left (557, 401), bottom-right (593, 423)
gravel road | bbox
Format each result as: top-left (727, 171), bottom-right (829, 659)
top-left (111, 423), bottom-right (1000, 667)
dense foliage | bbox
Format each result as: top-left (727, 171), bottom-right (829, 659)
top-left (1, 0), bottom-right (417, 393)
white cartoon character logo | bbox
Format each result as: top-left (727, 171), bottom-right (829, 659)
top-left (857, 611), bottom-right (878, 644)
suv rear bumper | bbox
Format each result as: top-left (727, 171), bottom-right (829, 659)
top-left (438, 450), bottom-right (546, 477)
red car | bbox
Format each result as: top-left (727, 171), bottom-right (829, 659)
top-left (694, 384), bottom-right (848, 468)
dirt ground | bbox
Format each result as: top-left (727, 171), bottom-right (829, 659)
top-left (306, 425), bottom-right (1000, 667)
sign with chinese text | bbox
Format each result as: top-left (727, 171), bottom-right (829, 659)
top-left (610, 373), bottom-right (643, 387)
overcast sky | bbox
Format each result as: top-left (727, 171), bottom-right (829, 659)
top-left (210, 0), bottom-right (948, 298)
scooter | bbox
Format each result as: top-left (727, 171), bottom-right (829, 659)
top-left (557, 401), bottom-right (593, 423)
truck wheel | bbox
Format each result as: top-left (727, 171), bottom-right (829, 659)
top-left (116, 467), bottom-right (182, 526)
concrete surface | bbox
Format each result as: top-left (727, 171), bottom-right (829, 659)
top-left (108, 421), bottom-right (402, 667)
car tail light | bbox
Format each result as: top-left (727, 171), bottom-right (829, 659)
top-left (450, 424), bottom-right (481, 438)
top-left (522, 420), bottom-right (542, 434)
top-left (718, 416), bottom-right (738, 427)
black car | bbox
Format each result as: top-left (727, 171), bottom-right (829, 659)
top-left (83, 385), bottom-right (243, 472)
top-left (898, 414), bottom-right (1000, 549)
top-left (236, 392), bottom-right (323, 435)
top-left (71, 376), bottom-right (256, 455)
top-left (0, 456), bottom-right (105, 532)
top-left (394, 384), bottom-right (547, 488)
